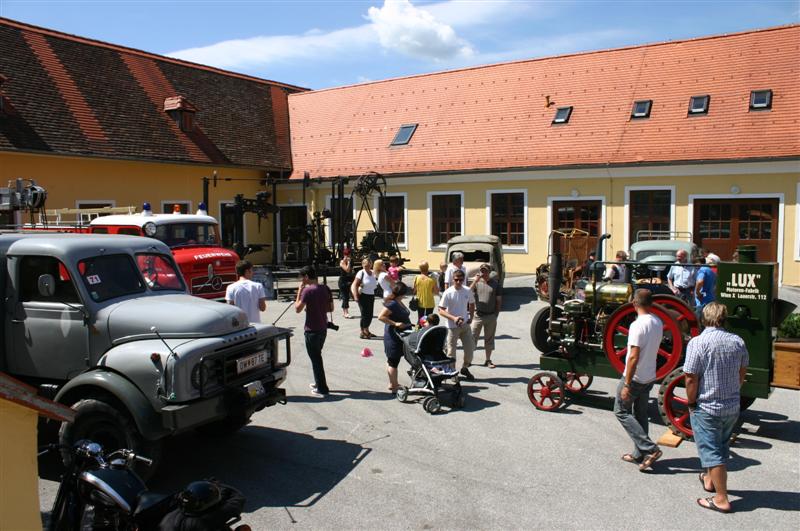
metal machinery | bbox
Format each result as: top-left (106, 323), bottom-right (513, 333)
top-left (528, 232), bottom-right (701, 409)
top-left (657, 261), bottom-right (796, 439)
top-left (534, 228), bottom-right (591, 302)
top-left (529, 234), bottom-right (797, 441)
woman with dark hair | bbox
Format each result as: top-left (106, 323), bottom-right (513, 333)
top-left (378, 282), bottom-right (412, 393)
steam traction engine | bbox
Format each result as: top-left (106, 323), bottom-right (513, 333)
top-left (528, 233), bottom-right (699, 412)
top-left (529, 234), bottom-right (797, 442)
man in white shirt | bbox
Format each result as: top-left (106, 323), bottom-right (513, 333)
top-left (438, 269), bottom-right (476, 380)
top-left (614, 289), bottom-right (663, 471)
top-left (443, 252), bottom-right (467, 290)
top-left (225, 260), bottom-right (267, 323)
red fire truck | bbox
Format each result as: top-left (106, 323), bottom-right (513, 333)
top-left (43, 202), bottom-right (239, 300)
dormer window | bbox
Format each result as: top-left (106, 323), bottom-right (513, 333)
top-left (631, 100), bottom-right (652, 119)
top-left (552, 106), bottom-right (572, 124)
top-left (164, 95), bottom-right (197, 132)
top-left (390, 123), bottom-right (417, 146)
top-left (688, 95), bottom-right (710, 115)
top-left (749, 90), bottom-right (772, 110)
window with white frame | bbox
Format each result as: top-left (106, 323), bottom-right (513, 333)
top-left (629, 190), bottom-right (671, 243)
top-left (430, 194), bottom-right (462, 246)
top-left (378, 195), bottom-right (405, 245)
top-left (161, 201), bottom-right (191, 214)
top-left (490, 192), bottom-right (525, 246)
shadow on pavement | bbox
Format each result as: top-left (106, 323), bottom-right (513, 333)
top-left (155, 426), bottom-right (370, 510)
top-left (289, 389), bottom-right (394, 404)
top-left (740, 408), bottom-right (800, 444)
top-left (650, 450), bottom-right (761, 475)
top-left (501, 286), bottom-right (537, 311)
top-left (727, 489), bottom-right (800, 513)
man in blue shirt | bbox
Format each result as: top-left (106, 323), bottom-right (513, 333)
top-left (667, 249), bottom-right (696, 305)
top-left (684, 302), bottom-right (749, 513)
top-left (694, 256), bottom-right (718, 320)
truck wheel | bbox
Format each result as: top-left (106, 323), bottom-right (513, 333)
top-left (195, 414), bottom-right (251, 437)
top-left (530, 306), bottom-right (560, 354)
top-left (59, 398), bottom-right (162, 480)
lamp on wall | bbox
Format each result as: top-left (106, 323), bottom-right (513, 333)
top-left (570, 189), bottom-right (579, 198)
top-left (730, 185), bottom-right (740, 195)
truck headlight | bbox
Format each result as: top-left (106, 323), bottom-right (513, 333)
top-left (143, 222), bottom-right (157, 237)
top-left (190, 363), bottom-right (208, 390)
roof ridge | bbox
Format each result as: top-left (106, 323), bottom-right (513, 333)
top-left (290, 23), bottom-right (800, 97)
top-left (0, 16), bottom-right (308, 92)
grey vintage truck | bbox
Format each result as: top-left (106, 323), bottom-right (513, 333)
top-left (0, 233), bottom-right (290, 471)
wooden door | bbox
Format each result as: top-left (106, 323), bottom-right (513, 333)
top-left (693, 199), bottom-right (779, 261)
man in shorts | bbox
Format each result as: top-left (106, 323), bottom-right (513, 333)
top-left (685, 303), bottom-right (749, 513)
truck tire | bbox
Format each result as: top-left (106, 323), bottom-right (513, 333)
top-left (59, 398), bottom-right (162, 480)
top-left (195, 413), bottom-right (251, 437)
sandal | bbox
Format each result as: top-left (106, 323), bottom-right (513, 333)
top-left (696, 497), bottom-right (731, 513)
top-left (699, 473), bottom-right (715, 493)
top-left (483, 360), bottom-right (496, 369)
top-left (359, 332), bottom-right (369, 339)
top-left (638, 449), bottom-right (663, 471)
top-left (621, 454), bottom-right (642, 464)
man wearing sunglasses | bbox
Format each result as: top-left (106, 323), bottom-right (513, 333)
top-left (438, 269), bottom-right (476, 380)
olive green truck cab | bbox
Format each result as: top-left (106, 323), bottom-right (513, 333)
top-left (0, 233), bottom-right (290, 472)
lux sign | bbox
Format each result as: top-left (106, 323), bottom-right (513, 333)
top-left (729, 273), bottom-right (760, 288)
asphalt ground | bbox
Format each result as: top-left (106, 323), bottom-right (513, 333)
top-left (39, 275), bottom-right (800, 529)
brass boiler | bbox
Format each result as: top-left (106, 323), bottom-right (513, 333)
top-left (584, 282), bottom-right (632, 306)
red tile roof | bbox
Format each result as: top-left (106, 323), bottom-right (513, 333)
top-left (0, 17), bottom-right (306, 169)
top-left (288, 25), bottom-right (800, 179)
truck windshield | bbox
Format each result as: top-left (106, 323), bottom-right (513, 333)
top-left (155, 223), bottom-right (219, 247)
top-left (136, 253), bottom-right (186, 292)
top-left (78, 254), bottom-right (146, 302)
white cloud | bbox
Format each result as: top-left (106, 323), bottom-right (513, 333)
top-left (366, 0), bottom-right (473, 60)
top-left (168, 0), bottom-right (484, 69)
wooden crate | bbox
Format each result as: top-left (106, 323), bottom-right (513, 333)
top-left (772, 341), bottom-right (800, 389)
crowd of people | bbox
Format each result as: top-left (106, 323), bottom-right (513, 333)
top-left (228, 245), bottom-right (750, 514)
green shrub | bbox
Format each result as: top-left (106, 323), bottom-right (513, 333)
top-left (778, 312), bottom-right (800, 339)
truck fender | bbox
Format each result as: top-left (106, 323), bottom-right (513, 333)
top-left (54, 370), bottom-right (169, 441)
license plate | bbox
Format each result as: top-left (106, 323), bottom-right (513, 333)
top-left (245, 380), bottom-right (265, 398)
top-left (236, 350), bottom-right (268, 374)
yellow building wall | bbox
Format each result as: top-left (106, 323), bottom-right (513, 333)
top-left (0, 400), bottom-right (40, 531)
top-left (291, 171), bottom-right (799, 287)
top-left (0, 151), bottom-right (275, 258)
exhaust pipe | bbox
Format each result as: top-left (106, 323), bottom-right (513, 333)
top-left (593, 233), bottom-right (612, 282)
top-left (549, 249), bottom-right (562, 321)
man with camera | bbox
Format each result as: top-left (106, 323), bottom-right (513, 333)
top-left (295, 266), bottom-right (334, 397)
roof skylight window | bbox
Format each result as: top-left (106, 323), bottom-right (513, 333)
top-left (749, 90), bottom-right (772, 110)
top-left (552, 106), bottom-right (573, 124)
top-left (390, 123), bottom-right (418, 146)
top-left (688, 95), bottom-right (710, 115)
top-left (631, 100), bottom-right (652, 119)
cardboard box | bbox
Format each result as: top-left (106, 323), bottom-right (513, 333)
top-left (773, 341), bottom-right (800, 389)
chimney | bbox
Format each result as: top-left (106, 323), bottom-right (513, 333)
top-left (164, 95), bottom-right (197, 132)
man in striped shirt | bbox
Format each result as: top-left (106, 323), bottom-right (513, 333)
top-left (684, 302), bottom-right (749, 514)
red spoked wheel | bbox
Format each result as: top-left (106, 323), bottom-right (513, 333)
top-left (603, 303), bottom-right (683, 381)
top-left (652, 294), bottom-right (700, 339)
top-left (558, 372), bottom-right (593, 394)
top-left (658, 367), bottom-right (693, 440)
top-left (527, 372), bottom-right (565, 411)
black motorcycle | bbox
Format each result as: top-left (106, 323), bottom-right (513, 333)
top-left (42, 440), bottom-right (250, 531)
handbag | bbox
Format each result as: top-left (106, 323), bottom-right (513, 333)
top-left (409, 296), bottom-right (419, 311)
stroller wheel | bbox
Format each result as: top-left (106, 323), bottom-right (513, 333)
top-left (396, 386), bottom-right (409, 403)
top-left (423, 396), bottom-right (441, 415)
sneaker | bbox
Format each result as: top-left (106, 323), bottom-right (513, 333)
top-left (309, 384), bottom-right (325, 398)
top-left (460, 367), bottom-right (475, 381)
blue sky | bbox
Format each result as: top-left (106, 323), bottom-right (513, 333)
top-left (2, 0), bottom-right (797, 89)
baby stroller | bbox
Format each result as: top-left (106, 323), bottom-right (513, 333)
top-left (393, 325), bottom-right (465, 414)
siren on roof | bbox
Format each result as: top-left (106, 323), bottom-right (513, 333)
top-left (142, 202), bottom-right (153, 216)
top-left (196, 202), bottom-right (208, 216)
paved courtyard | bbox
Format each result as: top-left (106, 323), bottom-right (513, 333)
top-left (39, 275), bottom-right (799, 529)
